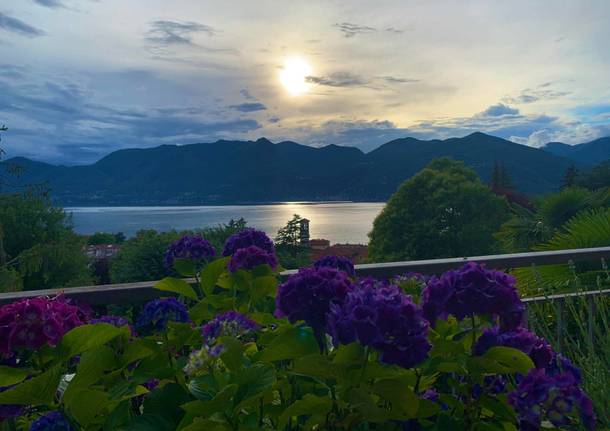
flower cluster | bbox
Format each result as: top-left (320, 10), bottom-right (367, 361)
top-left (29, 411), bottom-right (74, 431)
top-left (509, 362), bottom-right (595, 430)
top-left (201, 311), bottom-right (258, 344)
top-left (227, 245), bottom-right (278, 272)
top-left (222, 228), bottom-right (275, 257)
top-left (275, 267), bottom-right (353, 338)
top-left (0, 296), bottom-right (87, 355)
top-left (313, 255), bottom-right (355, 277)
top-left (135, 298), bottom-right (190, 332)
top-left (327, 281), bottom-right (430, 369)
top-left (474, 326), bottom-right (553, 369)
top-left (91, 315), bottom-right (135, 337)
top-left (421, 262), bottom-right (524, 329)
top-left (164, 235), bottom-right (216, 268)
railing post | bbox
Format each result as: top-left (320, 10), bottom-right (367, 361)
top-left (587, 295), bottom-right (596, 347)
top-left (555, 300), bottom-right (563, 353)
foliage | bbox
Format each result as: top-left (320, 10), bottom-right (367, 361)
top-left (197, 218), bottom-right (247, 255)
top-left (0, 192), bottom-right (90, 292)
top-left (0, 231), bottom-right (598, 430)
top-left (490, 160), bottom-right (513, 191)
top-left (561, 164), bottom-right (578, 189)
top-left (86, 232), bottom-right (124, 245)
top-left (275, 214), bottom-right (310, 269)
top-left (369, 157), bottom-right (509, 261)
top-left (576, 161), bottom-right (610, 190)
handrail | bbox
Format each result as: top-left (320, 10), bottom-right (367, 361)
top-left (0, 246), bottom-right (609, 306)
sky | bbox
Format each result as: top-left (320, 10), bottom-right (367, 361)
top-left (1, 0), bottom-right (610, 165)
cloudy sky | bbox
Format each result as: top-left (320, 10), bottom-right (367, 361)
top-left (1, 0), bottom-right (609, 164)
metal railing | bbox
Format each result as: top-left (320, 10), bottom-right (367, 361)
top-left (1, 246), bottom-right (609, 306)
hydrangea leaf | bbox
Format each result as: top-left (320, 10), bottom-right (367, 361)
top-left (200, 257), bottom-right (231, 295)
top-left (0, 365), bottom-right (61, 406)
top-left (57, 323), bottom-right (127, 359)
top-left (278, 394), bottom-right (333, 429)
top-left (293, 354), bottom-right (336, 380)
top-left (0, 365), bottom-right (31, 387)
top-left (482, 346), bottom-right (535, 375)
top-left (155, 277), bottom-right (198, 300)
top-left (218, 336), bottom-right (245, 371)
top-left (65, 388), bottom-right (109, 426)
top-left (256, 326), bottom-right (318, 362)
top-left (173, 259), bottom-right (197, 277)
top-left (233, 362), bottom-right (277, 410)
top-left (371, 377), bottom-right (419, 418)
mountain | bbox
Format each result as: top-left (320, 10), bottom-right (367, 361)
top-left (542, 137), bottom-right (610, 165)
top-left (3, 133), bottom-right (581, 205)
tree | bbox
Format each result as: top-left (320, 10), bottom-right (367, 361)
top-left (577, 161), bottom-right (610, 190)
top-left (0, 191), bottom-right (91, 291)
top-left (109, 229), bottom-right (181, 283)
top-left (490, 161), bottom-right (513, 191)
top-left (368, 157), bottom-right (509, 262)
top-left (561, 164), bottom-right (578, 190)
top-left (87, 232), bottom-right (119, 245)
top-left (275, 214), bottom-right (310, 269)
top-left (197, 218), bottom-right (248, 252)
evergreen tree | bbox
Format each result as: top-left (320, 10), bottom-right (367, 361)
top-left (561, 164), bottom-right (578, 189)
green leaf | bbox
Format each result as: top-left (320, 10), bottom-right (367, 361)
top-left (371, 377), bottom-right (419, 418)
top-left (218, 337), bottom-right (245, 372)
top-left (200, 257), bottom-right (230, 295)
top-left (57, 323), bottom-right (126, 359)
top-left (0, 366), bottom-right (61, 406)
top-left (256, 326), bottom-right (319, 362)
top-left (251, 275), bottom-right (277, 301)
top-left (482, 346), bottom-right (534, 375)
top-left (0, 365), bottom-right (31, 387)
top-left (155, 277), bottom-right (198, 300)
top-left (63, 345), bottom-right (116, 402)
top-left (278, 394), bottom-right (332, 429)
top-left (65, 389), bottom-right (109, 426)
top-left (293, 354), bottom-right (336, 379)
top-left (173, 259), bottom-right (197, 277)
top-left (333, 342), bottom-right (365, 364)
top-left (233, 363), bottom-right (276, 409)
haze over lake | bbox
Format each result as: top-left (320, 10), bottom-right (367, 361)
top-left (67, 202), bottom-right (385, 244)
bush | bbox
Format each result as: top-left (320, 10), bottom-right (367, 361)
top-left (0, 231), bottom-right (598, 430)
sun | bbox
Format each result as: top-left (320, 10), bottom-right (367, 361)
top-left (279, 57), bottom-right (312, 96)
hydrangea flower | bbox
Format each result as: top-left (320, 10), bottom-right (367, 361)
top-left (227, 245), bottom-right (278, 272)
top-left (135, 298), bottom-right (190, 332)
top-left (421, 262), bottom-right (524, 328)
top-left (313, 255), bottom-right (355, 277)
top-left (275, 267), bottom-right (353, 341)
top-left (474, 326), bottom-right (553, 369)
top-left (222, 228), bottom-right (275, 257)
top-left (327, 281), bottom-right (430, 369)
top-left (164, 235), bottom-right (216, 268)
top-left (0, 296), bottom-right (87, 355)
top-left (91, 315), bottom-right (136, 337)
top-left (508, 367), bottom-right (595, 430)
top-left (201, 311), bottom-right (258, 344)
top-left (29, 411), bottom-right (74, 431)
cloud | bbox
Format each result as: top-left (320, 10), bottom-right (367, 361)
top-left (478, 103), bottom-right (519, 117)
top-left (333, 22), bottom-right (376, 38)
top-left (503, 83), bottom-right (571, 105)
top-left (377, 76), bottom-right (420, 84)
top-left (33, 0), bottom-right (65, 8)
top-left (240, 89), bottom-right (254, 100)
top-left (145, 20), bottom-right (217, 46)
top-left (0, 12), bottom-right (45, 37)
top-left (306, 72), bottom-right (366, 87)
top-left (229, 102), bottom-right (267, 112)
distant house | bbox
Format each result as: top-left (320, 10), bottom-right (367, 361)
top-left (309, 239), bottom-right (368, 264)
top-left (85, 244), bottom-right (121, 260)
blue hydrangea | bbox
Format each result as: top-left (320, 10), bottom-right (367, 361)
top-left (227, 245), bottom-right (278, 272)
top-left (29, 411), bottom-right (73, 431)
top-left (136, 298), bottom-right (190, 332)
top-left (164, 235), bottom-right (216, 268)
top-left (475, 326), bottom-right (553, 369)
top-left (313, 255), bottom-right (356, 277)
top-left (201, 311), bottom-right (258, 344)
top-left (222, 228), bottom-right (275, 257)
top-left (327, 280), bottom-right (431, 369)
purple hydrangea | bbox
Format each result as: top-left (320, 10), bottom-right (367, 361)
top-left (474, 326), bottom-right (553, 369)
top-left (0, 296), bottom-right (87, 355)
top-left (222, 228), bottom-right (275, 257)
top-left (135, 298), bottom-right (190, 332)
top-left (91, 315), bottom-right (136, 337)
top-left (275, 267), bottom-right (353, 340)
top-left (508, 366), bottom-right (595, 430)
top-left (164, 235), bottom-right (216, 268)
top-left (421, 262), bottom-right (524, 329)
top-left (227, 245), bottom-right (278, 272)
top-left (313, 255), bottom-right (356, 277)
top-left (327, 281), bottom-right (430, 369)
top-left (29, 411), bottom-right (74, 431)
top-left (201, 311), bottom-right (258, 344)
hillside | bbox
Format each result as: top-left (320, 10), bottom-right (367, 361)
top-left (542, 137), bottom-right (610, 165)
top-left (3, 133), bottom-right (584, 205)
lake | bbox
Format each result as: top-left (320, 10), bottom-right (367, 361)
top-left (67, 202), bottom-right (385, 244)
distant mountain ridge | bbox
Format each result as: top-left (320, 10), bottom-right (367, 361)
top-left (4, 132), bottom-right (605, 205)
top-left (541, 137), bottom-right (610, 164)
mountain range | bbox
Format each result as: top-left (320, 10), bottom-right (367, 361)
top-left (4, 132), bottom-right (608, 205)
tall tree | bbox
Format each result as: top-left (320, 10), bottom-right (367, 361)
top-left (490, 160), bottom-right (513, 191)
top-left (275, 214), bottom-right (310, 268)
top-left (369, 157), bottom-right (509, 262)
top-left (561, 164), bottom-right (578, 190)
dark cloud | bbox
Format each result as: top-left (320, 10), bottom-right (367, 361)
top-left (229, 102), bottom-right (267, 112)
top-left (145, 20), bottom-right (217, 46)
top-left (306, 72), bottom-right (366, 87)
top-left (0, 12), bottom-right (45, 37)
top-left (268, 117), bottom-right (280, 124)
top-left (240, 89), bottom-right (254, 100)
top-left (503, 83), bottom-right (571, 105)
top-left (333, 22), bottom-right (376, 38)
top-left (33, 0), bottom-right (65, 8)
top-left (378, 75), bottom-right (420, 84)
top-left (385, 27), bottom-right (403, 34)
top-left (478, 103), bottom-right (519, 117)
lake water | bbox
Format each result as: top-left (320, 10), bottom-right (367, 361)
top-left (67, 202), bottom-right (385, 244)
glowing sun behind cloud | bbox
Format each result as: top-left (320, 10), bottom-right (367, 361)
top-left (279, 57), bottom-right (312, 96)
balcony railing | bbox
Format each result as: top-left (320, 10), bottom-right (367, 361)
top-left (1, 246), bottom-right (609, 306)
